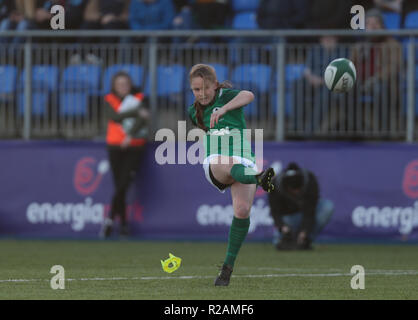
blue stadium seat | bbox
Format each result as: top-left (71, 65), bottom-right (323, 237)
top-left (285, 64), bottom-right (306, 84)
top-left (271, 92), bottom-right (293, 116)
top-left (61, 64), bottom-right (101, 93)
top-left (232, 12), bottom-right (258, 30)
top-left (210, 63), bottom-right (229, 82)
top-left (0, 65), bottom-right (17, 94)
top-left (231, 0), bottom-right (260, 12)
top-left (270, 64), bottom-right (306, 91)
top-left (231, 64), bottom-right (272, 93)
top-left (405, 11), bottom-right (418, 29)
top-left (382, 12), bottom-right (401, 30)
top-left (20, 65), bottom-right (59, 92)
top-left (102, 64), bottom-right (144, 94)
top-left (60, 92), bottom-right (88, 116)
top-left (186, 90), bottom-right (194, 107)
top-left (18, 92), bottom-right (48, 116)
top-left (145, 64), bottom-right (185, 96)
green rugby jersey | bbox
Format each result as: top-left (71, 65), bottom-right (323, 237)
top-left (188, 88), bottom-right (255, 162)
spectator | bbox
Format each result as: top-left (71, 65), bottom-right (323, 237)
top-left (0, 0), bottom-right (13, 22)
top-left (129, 0), bottom-right (175, 31)
top-left (81, 0), bottom-right (130, 31)
top-left (101, 71), bottom-right (150, 238)
top-left (304, 36), bottom-right (342, 89)
top-left (307, 0), bottom-right (354, 29)
top-left (350, 8), bottom-right (402, 132)
top-left (67, 0), bottom-right (130, 64)
top-left (255, 0), bottom-right (308, 46)
top-left (355, 0), bottom-right (376, 11)
top-left (191, 0), bottom-right (231, 30)
top-left (172, 0), bottom-right (193, 30)
top-left (373, 0), bottom-right (403, 13)
top-left (32, 0), bottom-right (88, 47)
top-left (268, 162), bottom-right (334, 250)
top-left (372, 0), bottom-right (418, 28)
top-left (173, 0), bottom-right (231, 44)
top-left (34, 0), bottom-right (89, 30)
top-left (0, 0), bottom-right (35, 44)
top-left (256, 0), bottom-right (308, 30)
top-left (301, 35), bottom-right (349, 133)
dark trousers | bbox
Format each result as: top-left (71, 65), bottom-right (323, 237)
top-left (107, 145), bottom-right (145, 225)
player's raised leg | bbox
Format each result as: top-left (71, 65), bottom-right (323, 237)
top-left (210, 155), bottom-right (275, 192)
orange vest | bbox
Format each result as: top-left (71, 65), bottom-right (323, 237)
top-left (105, 93), bottom-right (147, 147)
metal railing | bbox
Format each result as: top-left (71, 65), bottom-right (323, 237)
top-left (0, 29), bottom-right (416, 141)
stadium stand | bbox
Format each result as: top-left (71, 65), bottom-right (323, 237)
top-left (382, 11), bottom-right (401, 29)
top-left (232, 11), bottom-right (259, 30)
top-left (231, 0), bottom-right (260, 12)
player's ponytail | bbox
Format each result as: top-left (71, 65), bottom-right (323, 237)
top-left (194, 101), bottom-right (208, 131)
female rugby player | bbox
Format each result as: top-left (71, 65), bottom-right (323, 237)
top-left (188, 64), bottom-right (275, 286)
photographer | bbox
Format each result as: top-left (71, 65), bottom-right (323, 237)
top-left (268, 162), bottom-right (334, 250)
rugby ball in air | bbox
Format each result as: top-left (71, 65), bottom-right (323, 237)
top-left (324, 58), bottom-right (356, 93)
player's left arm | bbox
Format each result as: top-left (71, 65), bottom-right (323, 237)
top-left (210, 90), bottom-right (254, 128)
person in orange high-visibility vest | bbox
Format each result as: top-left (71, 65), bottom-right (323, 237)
top-left (101, 71), bottom-right (150, 238)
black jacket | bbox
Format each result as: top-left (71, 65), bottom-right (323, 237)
top-left (268, 168), bottom-right (319, 234)
top-left (256, 0), bottom-right (309, 29)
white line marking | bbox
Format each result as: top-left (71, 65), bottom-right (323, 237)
top-left (1, 270), bottom-right (418, 284)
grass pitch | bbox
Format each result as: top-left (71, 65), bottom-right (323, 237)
top-left (1, 240), bottom-right (417, 300)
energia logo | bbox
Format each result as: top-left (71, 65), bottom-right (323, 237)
top-left (402, 160), bottom-right (418, 199)
top-left (73, 157), bottom-right (109, 196)
top-left (351, 160), bottom-right (418, 236)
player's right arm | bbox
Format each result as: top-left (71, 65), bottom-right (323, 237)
top-left (210, 90), bottom-right (254, 128)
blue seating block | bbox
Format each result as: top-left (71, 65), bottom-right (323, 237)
top-left (20, 65), bottom-right (59, 92)
top-left (231, 0), bottom-right (260, 12)
top-left (145, 64), bottom-right (185, 96)
top-left (0, 65), bottom-right (17, 94)
top-left (405, 11), bottom-right (418, 29)
top-left (61, 64), bottom-right (101, 93)
top-left (231, 64), bottom-right (272, 93)
top-left (18, 92), bottom-right (48, 116)
top-left (382, 12), bottom-right (401, 30)
top-left (232, 12), bottom-right (258, 30)
top-left (60, 92), bottom-right (88, 116)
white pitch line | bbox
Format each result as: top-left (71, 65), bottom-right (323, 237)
top-left (1, 270), bottom-right (418, 284)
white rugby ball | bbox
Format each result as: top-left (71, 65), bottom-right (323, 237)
top-left (324, 58), bottom-right (356, 93)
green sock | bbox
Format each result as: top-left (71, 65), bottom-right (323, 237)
top-left (230, 164), bottom-right (258, 184)
top-left (224, 216), bottom-right (250, 267)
